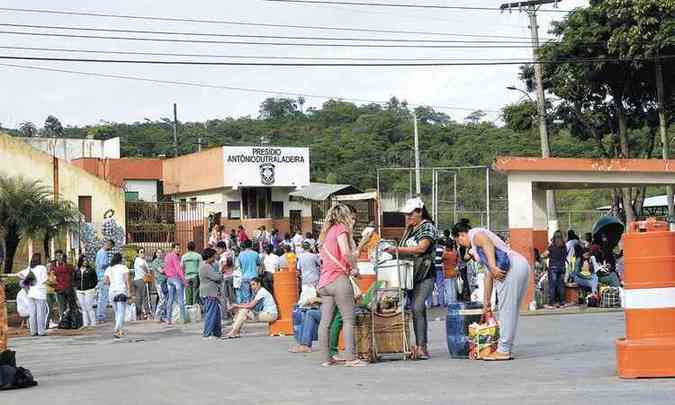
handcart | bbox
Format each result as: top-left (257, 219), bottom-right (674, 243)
top-left (368, 239), bottom-right (413, 362)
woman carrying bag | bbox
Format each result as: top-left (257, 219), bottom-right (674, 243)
top-left (384, 197), bottom-right (438, 360)
top-left (316, 204), bottom-right (366, 367)
top-left (452, 219), bottom-right (530, 361)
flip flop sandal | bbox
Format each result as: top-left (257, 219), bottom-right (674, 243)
top-left (321, 359), bottom-right (338, 367)
top-left (344, 359), bottom-right (367, 367)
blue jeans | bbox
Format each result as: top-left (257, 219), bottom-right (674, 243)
top-left (444, 278), bottom-right (458, 305)
top-left (166, 277), bottom-right (186, 323)
top-left (202, 297), bottom-right (222, 337)
top-left (573, 272), bottom-right (599, 294)
top-left (548, 270), bottom-right (565, 306)
top-left (114, 300), bottom-right (126, 332)
top-left (96, 280), bottom-right (109, 322)
top-left (296, 308), bottom-right (321, 347)
top-left (154, 280), bottom-right (168, 322)
top-left (237, 279), bottom-right (252, 304)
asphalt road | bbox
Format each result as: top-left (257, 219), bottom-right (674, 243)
top-left (4, 311), bottom-right (675, 405)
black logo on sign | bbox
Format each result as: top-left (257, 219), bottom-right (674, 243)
top-left (260, 163), bottom-right (275, 185)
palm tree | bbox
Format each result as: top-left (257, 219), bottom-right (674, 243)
top-left (0, 176), bottom-right (51, 273)
top-left (18, 121), bottom-right (38, 137)
top-left (43, 115), bottom-right (64, 138)
top-left (35, 199), bottom-right (81, 258)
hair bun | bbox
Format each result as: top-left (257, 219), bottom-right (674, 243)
top-left (460, 218), bottom-right (471, 226)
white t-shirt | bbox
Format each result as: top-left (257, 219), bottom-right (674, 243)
top-left (263, 254), bottom-right (280, 274)
top-left (19, 265), bottom-right (48, 300)
top-left (105, 264), bottom-right (130, 299)
top-left (254, 287), bottom-right (277, 315)
top-left (292, 234), bottom-right (304, 252)
top-left (133, 257), bottom-right (147, 281)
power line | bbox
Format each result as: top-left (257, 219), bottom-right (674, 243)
top-left (0, 22), bottom-right (543, 42)
top-left (0, 46), bottom-right (533, 62)
top-left (1, 54), bottom-right (672, 66)
top-left (263, 0), bottom-right (570, 12)
top-left (0, 7), bottom-right (544, 38)
top-left (0, 62), bottom-right (499, 112)
top-left (0, 30), bottom-right (539, 48)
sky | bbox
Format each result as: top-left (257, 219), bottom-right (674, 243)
top-left (0, 0), bottom-right (588, 128)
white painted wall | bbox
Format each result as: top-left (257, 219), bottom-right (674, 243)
top-left (124, 180), bottom-right (158, 202)
top-left (507, 174), bottom-right (534, 229)
top-left (172, 187), bottom-right (311, 218)
top-left (19, 137), bottom-right (121, 161)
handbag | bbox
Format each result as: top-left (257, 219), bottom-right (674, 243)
top-left (322, 245), bottom-right (362, 300)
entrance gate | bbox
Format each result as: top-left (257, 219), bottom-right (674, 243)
top-left (125, 201), bottom-right (207, 251)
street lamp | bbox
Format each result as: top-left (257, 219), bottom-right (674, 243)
top-left (506, 86), bottom-right (534, 102)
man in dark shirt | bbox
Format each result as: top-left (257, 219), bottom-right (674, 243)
top-left (52, 249), bottom-right (77, 320)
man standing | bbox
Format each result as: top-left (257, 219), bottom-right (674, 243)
top-left (182, 241), bottom-right (203, 307)
top-left (52, 249), bottom-right (76, 321)
top-left (236, 240), bottom-right (260, 303)
top-left (96, 239), bottom-right (114, 323)
top-left (165, 243), bottom-right (187, 324)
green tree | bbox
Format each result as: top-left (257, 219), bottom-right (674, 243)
top-left (258, 98), bottom-right (299, 120)
top-left (18, 121), bottom-right (38, 137)
top-left (0, 176), bottom-right (51, 273)
top-left (43, 115), bottom-right (64, 137)
top-left (529, 0), bottom-right (674, 221)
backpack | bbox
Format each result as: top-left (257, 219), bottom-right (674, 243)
top-left (0, 365), bottom-right (38, 390)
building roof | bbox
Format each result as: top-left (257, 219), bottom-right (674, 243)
top-left (289, 183), bottom-right (361, 201)
top-left (597, 194), bottom-right (673, 211)
top-left (495, 157), bottom-right (675, 173)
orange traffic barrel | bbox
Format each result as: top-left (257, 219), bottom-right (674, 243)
top-left (616, 221), bottom-right (675, 378)
top-left (269, 268), bottom-right (299, 336)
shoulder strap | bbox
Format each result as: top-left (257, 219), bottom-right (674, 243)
top-left (322, 245), bottom-right (348, 273)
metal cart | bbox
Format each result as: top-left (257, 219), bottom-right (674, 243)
top-left (370, 239), bottom-right (413, 361)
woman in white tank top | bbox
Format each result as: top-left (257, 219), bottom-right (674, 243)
top-left (452, 219), bottom-right (530, 361)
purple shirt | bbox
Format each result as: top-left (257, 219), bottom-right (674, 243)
top-left (164, 252), bottom-right (184, 281)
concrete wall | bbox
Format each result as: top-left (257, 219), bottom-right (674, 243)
top-left (0, 132), bottom-right (126, 229)
top-left (18, 136), bottom-right (120, 161)
top-left (124, 180), bottom-right (158, 202)
top-left (163, 148), bottom-right (224, 195)
top-left (71, 157), bottom-right (163, 188)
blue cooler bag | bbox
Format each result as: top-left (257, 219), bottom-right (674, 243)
top-left (446, 302), bottom-right (484, 359)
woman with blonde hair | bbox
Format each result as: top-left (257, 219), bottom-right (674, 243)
top-left (316, 203), bottom-right (365, 367)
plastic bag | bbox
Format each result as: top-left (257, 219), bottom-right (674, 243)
top-left (232, 269), bottom-right (242, 289)
top-left (125, 303), bottom-right (137, 322)
top-left (468, 319), bottom-right (500, 360)
top-left (186, 305), bottom-right (201, 323)
top-left (16, 289), bottom-right (31, 318)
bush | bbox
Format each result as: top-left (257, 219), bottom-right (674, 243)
top-left (1, 276), bottom-right (21, 300)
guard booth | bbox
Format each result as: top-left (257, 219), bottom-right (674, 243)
top-left (495, 157), bottom-right (675, 310)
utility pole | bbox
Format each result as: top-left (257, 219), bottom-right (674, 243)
top-left (413, 112), bottom-right (421, 195)
top-left (656, 60), bottom-right (674, 218)
top-left (501, 0), bottom-right (560, 236)
top-left (173, 103), bottom-right (178, 157)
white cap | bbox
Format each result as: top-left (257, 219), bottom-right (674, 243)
top-left (400, 197), bottom-right (424, 214)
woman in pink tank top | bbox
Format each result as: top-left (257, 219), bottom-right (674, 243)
top-left (316, 204), bottom-right (365, 367)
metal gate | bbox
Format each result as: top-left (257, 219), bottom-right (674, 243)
top-left (125, 201), bottom-right (207, 251)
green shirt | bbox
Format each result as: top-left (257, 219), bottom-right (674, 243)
top-left (181, 251), bottom-right (202, 279)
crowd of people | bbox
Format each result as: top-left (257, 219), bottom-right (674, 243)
top-left (16, 196), bottom-right (540, 364)
top-left (535, 229), bottom-right (623, 309)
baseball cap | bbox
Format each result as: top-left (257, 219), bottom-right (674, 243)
top-left (400, 197), bottom-right (424, 214)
